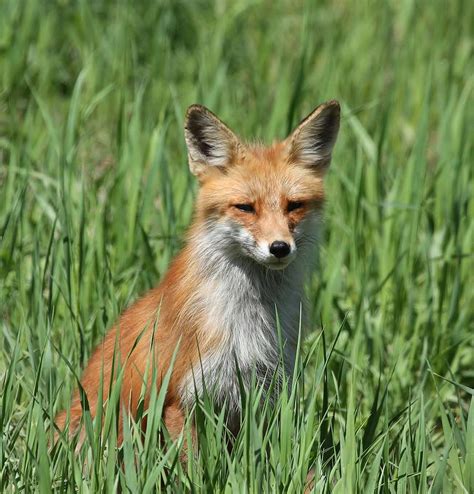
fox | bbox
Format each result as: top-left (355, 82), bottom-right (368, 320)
top-left (55, 100), bottom-right (341, 450)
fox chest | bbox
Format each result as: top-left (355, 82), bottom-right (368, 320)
top-left (178, 274), bottom-right (299, 411)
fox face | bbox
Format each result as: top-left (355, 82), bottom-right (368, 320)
top-left (185, 101), bottom-right (340, 270)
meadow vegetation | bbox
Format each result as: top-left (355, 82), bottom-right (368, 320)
top-left (0, 0), bottom-right (473, 492)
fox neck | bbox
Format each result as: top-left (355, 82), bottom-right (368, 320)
top-left (189, 221), bottom-right (312, 329)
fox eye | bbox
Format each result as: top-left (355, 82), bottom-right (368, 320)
top-left (234, 204), bottom-right (255, 213)
top-left (287, 201), bottom-right (304, 212)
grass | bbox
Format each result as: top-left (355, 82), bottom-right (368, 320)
top-left (1, 0), bottom-right (473, 491)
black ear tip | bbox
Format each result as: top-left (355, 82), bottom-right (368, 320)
top-left (319, 100), bottom-right (341, 131)
top-left (323, 100), bottom-right (341, 115)
top-left (184, 104), bottom-right (225, 134)
top-left (185, 104), bottom-right (207, 120)
top-left (185, 105), bottom-right (212, 137)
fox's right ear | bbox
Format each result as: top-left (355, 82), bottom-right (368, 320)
top-left (184, 105), bottom-right (240, 177)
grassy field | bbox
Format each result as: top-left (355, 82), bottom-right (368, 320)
top-left (1, 0), bottom-right (473, 492)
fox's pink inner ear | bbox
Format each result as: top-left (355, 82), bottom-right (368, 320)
top-left (288, 100), bottom-right (340, 171)
top-left (184, 105), bottom-right (240, 177)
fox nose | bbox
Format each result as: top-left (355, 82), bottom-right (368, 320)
top-left (269, 241), bottom-right (291, 259)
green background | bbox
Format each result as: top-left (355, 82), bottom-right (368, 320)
top-left (1, 0), bottom-right (473, 492)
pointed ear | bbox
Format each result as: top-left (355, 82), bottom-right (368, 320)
top-left (184, 105), bottom-right (240, 177)
top-left (287, 100), bottom-right (340, 171)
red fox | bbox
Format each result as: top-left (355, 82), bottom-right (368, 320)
top-left (55, 100), bottom-right (340, 448)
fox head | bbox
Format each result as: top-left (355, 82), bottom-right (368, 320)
top-left (184, 101), bottom-right (340, 271)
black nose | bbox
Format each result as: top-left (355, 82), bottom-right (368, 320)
top-left (269, 241), bottom-right (291, 259)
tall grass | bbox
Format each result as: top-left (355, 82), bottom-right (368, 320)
top-left (1, 0), bottom-right (473, 491)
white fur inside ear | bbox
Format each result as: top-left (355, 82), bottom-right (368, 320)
top-left (289, 101), bottom-right (340, 168)
top-left (185, 106), bottom-right (238, 174)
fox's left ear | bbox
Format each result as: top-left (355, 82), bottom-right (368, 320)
top-left (287, 100), bottom-right (340, 172)
top-left (184, 105), bottom-right (240, 177)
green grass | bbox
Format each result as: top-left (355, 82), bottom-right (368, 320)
top-left (1, 0), bottom-right (473, 492)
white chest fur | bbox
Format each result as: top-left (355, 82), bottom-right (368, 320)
top-left (178, 255), bottom-right (306, 413)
